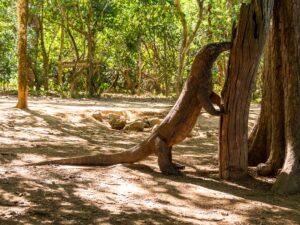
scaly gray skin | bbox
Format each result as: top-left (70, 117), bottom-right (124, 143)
top-left (28, 42), bottom-right (231, 175)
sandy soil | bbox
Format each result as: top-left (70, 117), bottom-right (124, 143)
top-left (0, 95), bottom-right (299, 225)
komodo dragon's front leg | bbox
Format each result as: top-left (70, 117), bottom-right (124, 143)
top-left (209, 91), bottom-right (221, 106)
top-left (198, 91), bottom-right (224, 116)
top-left (209, 91), bottom-right (225, 113)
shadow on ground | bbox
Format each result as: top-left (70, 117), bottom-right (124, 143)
top-left (0, 96), bottom-right (299, 225)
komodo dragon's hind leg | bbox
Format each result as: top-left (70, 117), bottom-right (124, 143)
top-left (166, 146), bottom-right (185, 170)
top-left (155, 137), bottom-right (183, 175)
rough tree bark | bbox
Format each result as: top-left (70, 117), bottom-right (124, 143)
top-left (219, 0), bottom-right (273, 179)
top-left (271, 0), bottom-right (300, 194)
top-left (248, 0), bottom-right (300, 194)
top-left (248, 1), bottom-right (285, 176)
top-left (30, 42), bottom-right (231, 175)
top-left (16, 0), bottom-right (29, 109)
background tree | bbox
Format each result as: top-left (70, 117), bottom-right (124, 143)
top-left (1, 0), bottom-right (238, 98)
top-left (249, 0), bottom-right (300, 194)
top-left (272, 0), bottom-right (300, 194)
top-left (248, 0), bottom-right (284, 175)
top-left (174, 0), bottom-right (203, 95)
top-left (16, 0), bottom-right (29, 109)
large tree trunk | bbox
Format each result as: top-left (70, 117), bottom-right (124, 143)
top-left (248, 0), bottom-right (300, 194)
top-left (271, 0), bottom-right (300, 194)
top-left (16, 0), bottom-right (28, 109)
top-left (30, 42), bottom-right (230, 175)
top-left (219, 0), bottom-right (273, 179)
top-left (248, 1), bottom-right (285, 176)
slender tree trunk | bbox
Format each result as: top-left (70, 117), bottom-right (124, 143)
top-left (58, 20), bottom-right (64, 85)
top-left (66, 26), bottom-right (79, 61)
top-left (163, 37), bottom-right (170, 96)
top-left (219, 0), bottom-right (273, 179)
top-left (33, 27), bottom-right (40, 91)
top-left (65, 25), bottom-right (80, 96)
top-left (40, 30), bottom-right (49, 91)
top-left (70, 69), bottom-right (77, 98)
top-left (27, 15), bottom-right (40, 91)
top-left (175, 0), bottom-right (203, 95)
top-left (122, 69), bottom-right (135, 95)
top-left (137, 40), bottom-right (143, 95)
top-left (87, 34), bottom-right (95, 97)
top-left (16, 0), bottom-right (28, 109)
top-left (86, 5), bottom-right (95, 97)
top-left (40, 2), bottom-right (49, 91)
top-left (175, 0), bottom-right (187, 95)
top-left (207, 0), bottom-right (213, 40)
top-left (272, 0), bottom-right (300, 194)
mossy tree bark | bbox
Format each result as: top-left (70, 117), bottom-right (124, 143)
top-left (16, 0), bottom-right (29, 109)
top-left (219, 0), bottom-right (274, 179)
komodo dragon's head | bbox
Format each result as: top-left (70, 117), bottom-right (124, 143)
top-left (202, 42), bottom-right (232, 62)
top-left (192, 42), bottom-right (231, 74)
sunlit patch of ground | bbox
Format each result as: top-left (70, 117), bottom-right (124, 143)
top-left (0, 95), bottom-right (299, 225)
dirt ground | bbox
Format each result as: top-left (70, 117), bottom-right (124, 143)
top-left (0, 95), bottom-right (299, 225)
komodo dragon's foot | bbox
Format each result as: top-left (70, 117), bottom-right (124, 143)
top-left (172, 162), bottom-right (185, 170)
top-left (155, 137), bottom-right (184, 175)
top-left (161, 164), bottom-right (183, 176)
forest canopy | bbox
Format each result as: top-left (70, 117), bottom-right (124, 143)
top-left (0, 0), bottom-right (242, 97)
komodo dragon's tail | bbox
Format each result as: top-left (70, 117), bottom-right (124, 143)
top-left (28, 136), bottom-right (156, 166)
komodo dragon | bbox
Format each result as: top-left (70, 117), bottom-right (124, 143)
top-left (29, 42), bottom-right (231, 175)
